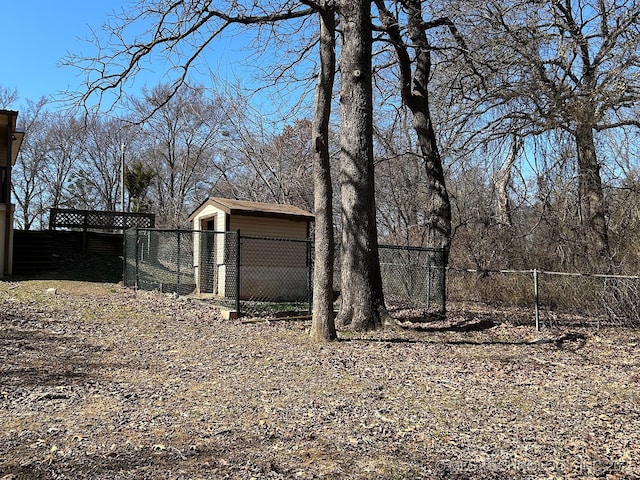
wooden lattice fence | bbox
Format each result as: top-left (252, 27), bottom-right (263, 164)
top-left (49, 208), bottom-right (155, 231)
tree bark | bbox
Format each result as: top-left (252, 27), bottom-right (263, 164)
top-left (404, 0), bottom-right (451, 258)
top-left (494, 135), bottom-right (521, 228)
top-left (576, 120), bottom-right (610, 263)
top-left (375, 0), bottom-right (452, 258)
top-left (334, 0), bottom-right (386, 331)
top-left (310, 4), bottom-right (337, 342)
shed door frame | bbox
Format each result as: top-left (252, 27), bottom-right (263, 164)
top-left (200, 216), bottom-right (217, 293)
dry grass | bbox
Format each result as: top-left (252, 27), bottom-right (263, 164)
top-left (1, 280), bottom-right (639, 479)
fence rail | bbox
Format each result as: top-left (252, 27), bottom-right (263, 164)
top-left (446, 267), bottom-right (640, 329)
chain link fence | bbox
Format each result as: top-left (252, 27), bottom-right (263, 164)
top-left (378, 245), bottom-right (446, 316)
top-left (236, 235), bottom-right (313, 316)
top-left (124, 229), bottom-right (446, 318)
top-left (447, 268), bottom-right (640, 328)
top-left (124, 229), bottom-right (640, 327)
top-left (124, 229), bottom-right (200, 296)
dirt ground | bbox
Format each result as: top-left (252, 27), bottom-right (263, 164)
top-left (1, 280), bottom-right (639, 479)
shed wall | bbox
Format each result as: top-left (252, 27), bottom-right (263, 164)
top-left (229, 215), bottom-right (308, 239)
top-left (191, 205), bottom-right (311, 300)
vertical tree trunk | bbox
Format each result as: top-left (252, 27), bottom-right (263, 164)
top-left (575, 120), bottom-right (610, 263)
top-left (310, 5), bottom-right (337, 342)
top-left (375, 0), bottom-right (452, 261)
top-left (334, 0), bottom-right (386, 331)
top-left (404, 0), bottom-right (451, 259)
top-left (494, 135), bottom-right (521, 227)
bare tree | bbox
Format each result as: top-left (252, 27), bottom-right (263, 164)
top-left (457, 0), bottom-right (640, 265)
top-left (374, 112), bottom-right (437, 246)
top-left (310, 2), bottom-right (337, 341)
top-left (493, 134), bottom-right (523, 228)
top-left (66, 0), bottom-right (394, 334)
top-left (63, 2), bottom-right (315, 116)
top-left (71, 115), bottom-right (134, 211)
top-left (333, 0), bottom-right (389, 331)
top-left (10, 99), bottom-right (49, 229)
top-left (40, 112), bottom-right (85, 210)
top-left (0, 86), bottom-right (18, 109)
top-left (132, 84), bottom-right (228, 227)
top-left (374, 0), bottom-right (452, 259)
top-left (222, 115), bottom-right (315, 211)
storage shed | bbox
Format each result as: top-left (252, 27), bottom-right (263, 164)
top-left (188, 197), bottom-right (314, 299)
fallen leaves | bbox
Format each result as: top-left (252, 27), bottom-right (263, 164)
top-left (1, 280), bottom-right (639, 479)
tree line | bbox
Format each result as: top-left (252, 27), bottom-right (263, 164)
top-left (3, 85), bottom-right (315, 230)
top-left (3, 0), bottom-right (640, 339)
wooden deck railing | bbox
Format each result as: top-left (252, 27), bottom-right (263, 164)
top-left (49, 208), bottom-right (155, 231)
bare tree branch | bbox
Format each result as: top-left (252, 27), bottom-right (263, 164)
top-left (63, 1), bottom-right (317, 117)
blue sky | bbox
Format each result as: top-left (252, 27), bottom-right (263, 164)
top-left (4, 2), bottom-right (129, 103)
top-left (3, 1), bottom-right (317, 124)
top-left (3, 1), bottom-right (269, 109)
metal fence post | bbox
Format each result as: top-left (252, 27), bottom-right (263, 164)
top-left (441, 261), bottom-right (447, 317)
top-left (135, 228), bottom-right (140, 290)
top-left (236, 229), bottom-right (241, 317)
top-left (122, 229), bottom-right (128, 286)
top-left (426, 264), bottom-right (432, 311)
top-left (533, 268), bottom-right (540, 331)
top-left (177, 230), bottom-right (181, 292)
top-left (307, 238), bottom-right (313, 315)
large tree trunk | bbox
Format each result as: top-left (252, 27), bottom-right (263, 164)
top-left (575, 120), bottom-right (610, 264)
top-left (310, 5), bottom-right (337, 342)
top-left (374, 0), bottom-right (451, 318)
top-left (334, 0), bottom-right (386, 331)
top-left (375, 0), bottom-right (452, 259)
top-left (404, 0), bottom-right (451, 258)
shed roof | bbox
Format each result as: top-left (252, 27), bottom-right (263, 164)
top-left (189, 197), bottom-right (314, 222)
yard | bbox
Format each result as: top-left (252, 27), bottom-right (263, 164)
top-left (1, 280), bottom-right (639, 479)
